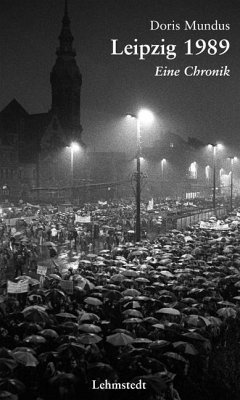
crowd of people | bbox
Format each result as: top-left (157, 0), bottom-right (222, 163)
top-left (0, 201), bottom-right (240, 399)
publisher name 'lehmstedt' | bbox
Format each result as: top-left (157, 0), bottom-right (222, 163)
top-left (92, 379), bottom-right (146, 390)
top-left (155, 65), bottom-right (230, 77)
top-left (150, 20), bottom-right (230, 31)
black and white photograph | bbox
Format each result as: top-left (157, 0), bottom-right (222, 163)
top-left (0, 0), bottom-right (240, 399)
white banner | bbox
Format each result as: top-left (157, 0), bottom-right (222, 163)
top-left (7, 280), bottom-right (29, 294)
top-left (75, 215), bottom-right (91, 223)
top-left (37, 265), bottom-right (47, 276)
top-left (147, 198), bottom-right (154, 211)
top-left (200, 221), bottom-right (230, 231)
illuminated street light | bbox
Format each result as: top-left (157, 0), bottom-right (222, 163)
top-left (126, 109), bottom-right (154, 241)
top-left (228, 156), bottom-right (237, 211)
top-left (205, 165), bottom-right (210, 180)
top-left (208, 143), bottom-right (223, 210)
top-left (161, 158), bottom-right (166, 181)
top-left (68, 142), bottom-right (80, 188)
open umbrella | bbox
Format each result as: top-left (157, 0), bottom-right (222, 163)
top-left (57, 343), bottom-right (85, 358)
top-left (122, 289), bottom-right (141, 297)
top-left (106, 333), bottom-right (133, 346)
top-left (84, 297), bottom-right (103, 306)
top-left (40, 329), bottom-right (59, 339)
top-left (78, 312), bottom-right (100, 323)
top-left (157, 308), bottom-right (181, 316)
top-left (24, 335), bottom-right (46, 345)
top-left (13, 351), bottom-right (39, 367)
top-left (78, 333), bottom-right (102, 345)
top-left (173, 341), bottom-right (198, 355)
top-left (22, 306), bottom-right (49, 324)
top-left (217, 307), bottom-right (237, 318)
top-left (78, 324), bottom-right (102, 333)
top-left (56, 313), bottom-right (78, 320)
top-left (0, 379), bottom-right (25, 396)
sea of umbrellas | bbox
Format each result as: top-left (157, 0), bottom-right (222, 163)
top-left (1, 212), bottom-right (240, 399)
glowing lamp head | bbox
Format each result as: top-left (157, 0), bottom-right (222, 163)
top-left (70, 142), bottom-right (80, 152)
top-left (138, 109), bottom-right (154, 124)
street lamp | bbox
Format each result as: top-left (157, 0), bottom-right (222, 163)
top-left (69, 142), bottom-right (80, 187)
top-left (127, 109), bottom-right (154, 241)
top-left (208, 143), bottom-right (223, 210)
top-left (228, 156), bottom-right (237, 211)
top-left (161, 158), bottom-right (166, 181)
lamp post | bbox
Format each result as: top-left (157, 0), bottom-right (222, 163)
top-left (228, 156), bottom-right (237, 211)
top-left (208, 143), bottom-right (223, 210)
top-left (127, 109), bottom-right (154, 242)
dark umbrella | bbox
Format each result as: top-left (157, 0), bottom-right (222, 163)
top-left (57, 343), bottom-right (85, 358)
top-left (0, 379), bottom-right (25, 395)
top-left (78, 333), bottom-right (102, 345)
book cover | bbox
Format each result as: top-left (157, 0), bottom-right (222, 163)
top-left (0, 1), bottom-right (239, 400)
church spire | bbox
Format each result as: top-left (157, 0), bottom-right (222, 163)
top-left (57, 0), bottom-right (75, 57)
top-left (64, 0), bottom-right (68, 17)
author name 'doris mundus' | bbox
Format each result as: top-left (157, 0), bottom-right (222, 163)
top-left (155, 65), bottom-right (230, 77)
top-left (150, 20), bottom-right (230, 31)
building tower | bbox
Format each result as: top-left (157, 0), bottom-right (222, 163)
top-left (50, 0), bottom-right (82, 144)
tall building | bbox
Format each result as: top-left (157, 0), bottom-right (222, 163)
top-left (0, 0), bottom-right (83, 202)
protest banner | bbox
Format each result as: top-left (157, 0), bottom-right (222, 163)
top-left (37, 265), bottom-right (47, 276)
top-left (75, 215), bottom-right (91, 223)
top-left (7, 280), bottom-right (29, 294)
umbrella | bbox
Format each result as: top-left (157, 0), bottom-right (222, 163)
top-left (122, 289), bottom-right (141, 297)
top-left (149, 340), bottom-right (170, 350)
top-left (163, 352), bottom-right (188, 363)
top-left (78, 333), bottom-right (102, 344)
top-left (122, 270), bottom-right (139, 277)
top-left (217, 307), bottom-right (237, 318)
top-left (132, 338), bottom-right (152, 345)
top-left (78, 312), bottom-right (100, 323)
top-left (123, 318), bottom-right (143, 324)
top-left (22, 306), bottom-right (49, 324)
top-left (157, 308), bottom-right (181, 316)
top-left (40, 329), bottom-right (59, 339)
top-left (13, 351), bottom-right (39, 367)
top-left (78, 324), bottom-right (102, 333)
top-left (84, 297), bottom-right (103, 306)
top-left (24, 335), bottom-right (46, 344)
top-left (122, 309), bottom-right (143, 318)
top-left (0, 391), bottom-right (17, 400)
top-left (186, 315), bottom-right (211, 328)
top-left (57, 343), bottom-right (85, 358)
top-left (182, 332), bottom-right (207, 342)
top-left (87, 362), bottom-right (114, 377)
top-left (0, 379), bottom-right (25, 395)
top-left (0, 359), bottom-right (17, 371)
top-left (173, 341), bottom-right (198, 355)
top-left (49, 274), bottom-right (62, 281)
top-left (12, 347), bottom-right (36, 355)
top-left (106, 332), bottom-right (133, 346)
top-left (0, 349), bottom-right (13, 360)
top-left (56, 313), bottom-right (78, 320)
top-left (104, 290), bottom-right (122, 301)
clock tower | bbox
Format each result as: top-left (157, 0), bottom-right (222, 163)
top-left (50, 0), bottom-right (82, 143)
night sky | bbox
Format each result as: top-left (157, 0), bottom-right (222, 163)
top-left (1, 0), bottom-right (240, 152)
